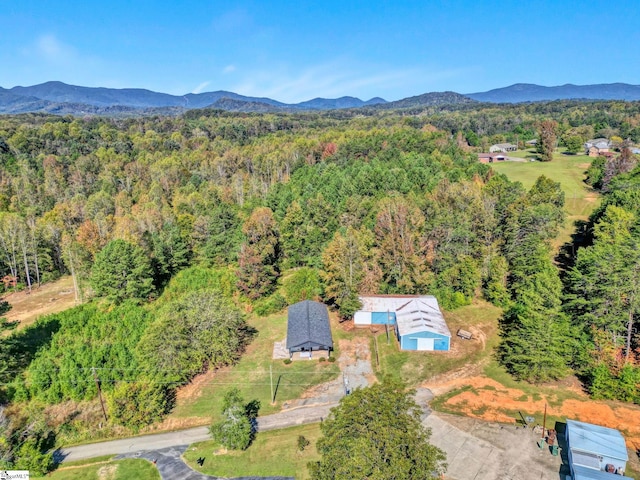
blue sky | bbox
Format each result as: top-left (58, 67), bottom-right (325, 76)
top-left (1, 0), bottom-right (638, 103)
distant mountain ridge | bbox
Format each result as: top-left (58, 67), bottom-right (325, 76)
top-left (468, 83), bottom-right (640, 103)
top-left (0, 81), bottom-right (387, 114)
top-left (2, 81), bottom-right (640, 116)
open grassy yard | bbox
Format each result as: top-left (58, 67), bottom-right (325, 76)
top-left (375, 301), bottom-right (502, 386)
top-left (184, 423), bottom-right (321, 479)
top-left (165, 311), bottom-right (341, 426)
top-left (491, 149), bottom-right (593, 198)
top-left (32, 458), bottom-right (159, 480)
top-left (2, 276), bottom-right (77, 332)
top-left (491, 149), bottom-right (599, 250)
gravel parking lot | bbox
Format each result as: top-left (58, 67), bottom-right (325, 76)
top-left (424, 413), bottom-right (565, 480)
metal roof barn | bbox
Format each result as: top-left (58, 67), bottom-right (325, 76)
top-left (566, 419), bottom-right (630, 478)
top-left (286, 300), bottom-right (333, 354)
top-left (354, 295), bottom-right (451, 351)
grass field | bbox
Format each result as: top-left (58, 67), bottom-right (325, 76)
top-left (375, 301), bottom-right (502, 386)
top-left (184, 423), bottom-right (321, 479)
top-left (166, 311), bottom-right (341, 424)
top-left (32, 458), bottom-right (159, 480)
top-left (491, 148), bottom-right (599, 250)
top-left (2, 276), bottom-right (77, 332)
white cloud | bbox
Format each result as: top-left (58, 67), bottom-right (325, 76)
top-left (192, 81), bottom-right (211, 94)
top-left (213, 9), bottom-right (251, 32)
top-left (229, 60), bottom-right (472, 103)
top-left (35, 34), bottom-right (76, 64)
top-left (223, 64), bottom-right (236, 74)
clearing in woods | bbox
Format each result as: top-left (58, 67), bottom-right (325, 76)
top-left (2, 276), bottom-right (77, 331)
top-left (490, 149), bottom-right (598, 250)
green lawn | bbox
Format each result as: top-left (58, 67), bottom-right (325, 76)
top-left (492, 149), bottom-right (593, 199)
top-left (491, 149), bottom-right (599, 250)
top-left (376, 301), bottom-right (502, 386)
top-left (183, 423), bottom-right (322, 479)
top-left (33, 459), bottom-right (159, 480)
top-left (168, 312), bottom-right (340, 422)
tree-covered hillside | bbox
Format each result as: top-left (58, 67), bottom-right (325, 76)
top-left (0, 102), bottom-right (639, 472)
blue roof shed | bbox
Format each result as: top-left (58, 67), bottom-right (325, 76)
top-left (566, 419), bottom-right (630, 478)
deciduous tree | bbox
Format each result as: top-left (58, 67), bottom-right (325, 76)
top-left (309, 379), bottom-right (446, 479)
top-left (536, 120), bottom-right (558, 162)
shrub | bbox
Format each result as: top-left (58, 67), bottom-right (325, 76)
top-left (328, 356), bottom-right (336, 363)
top-left (297, 435), bottom-right (310, 452)
top-left (253, 293), bottom-right (287, 317)
top-left (107, 380), bottom-right (171, 431)
top-left (282, 268), bottom-right (322, 305)
top-left (283, 359), bottom-right (292, 365)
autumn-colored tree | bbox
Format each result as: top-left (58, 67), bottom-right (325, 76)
top-left (236, 207), bottom-right (280, 299)
top-left (536, 120), bottom-right (558, 162)
top-left (374, 196), bottom-right (428, 292)
top-left (321, 227), bottom-right (380, 318)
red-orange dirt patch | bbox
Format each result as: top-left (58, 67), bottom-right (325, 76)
top-left (427, 375), bottom-right (640, 447)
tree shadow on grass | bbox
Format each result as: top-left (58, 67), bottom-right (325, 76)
top-left (556, 219), bottom-right (592, 278)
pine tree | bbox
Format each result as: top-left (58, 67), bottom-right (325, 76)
top-left (498, 239), bottom-right (573, 383)
top-left (90, 239), bottom-right (154, 303)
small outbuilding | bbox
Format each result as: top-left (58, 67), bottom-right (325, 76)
top-left (489, 143), bottom-right (517, 153)
top-left (354, 295), bottom-right (451, 351)
top-left (566, 419), bottom-right (631, 479)
top-left (478, 152), bottom-right (507, 163)
top-left (286, 300), bottom-right (333, 358)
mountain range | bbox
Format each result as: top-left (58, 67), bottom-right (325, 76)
top-left (1, 81), bottom-right (639, 116)
top-left (466, 83), bottom-right (640, 103)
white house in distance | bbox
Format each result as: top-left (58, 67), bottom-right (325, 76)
top-left (489, 143), bottom-right (517, 153)
top-left (565, 419), bottom-right (632, 479)
top-left (354, 295), bottom-right (451, 351)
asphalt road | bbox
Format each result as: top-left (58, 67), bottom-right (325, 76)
top-left (59, 403), bottom-right (337, 463)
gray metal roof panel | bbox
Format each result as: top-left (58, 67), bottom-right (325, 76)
top-left (567, 420), bottom-right (628, 461)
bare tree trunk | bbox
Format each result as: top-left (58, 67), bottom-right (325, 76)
top-left (21, 244), bottom-right (32, 293)
top-left (626, 307), bottom-right (634, 362)
top-left (66, 246), bottom-right (80, 304)
top-left (28, 218), bottom-right (41, 286)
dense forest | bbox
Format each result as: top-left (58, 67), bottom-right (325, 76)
top-left (0, 101), bottom-right (639, 472)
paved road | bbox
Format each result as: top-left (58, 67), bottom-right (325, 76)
top-left (59, 403), bottom-right (337, 463)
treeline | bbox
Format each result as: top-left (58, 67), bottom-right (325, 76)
top-left (564, 156), bottom-right (640, 402)
top-left (0, 267), bottom-right (250, 472)
top-left (0, 104), bottom-right (639, 471)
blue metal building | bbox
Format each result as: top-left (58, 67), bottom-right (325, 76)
top-left (353, 295), bottom-right (450, 351)
top-left (565, 419), bottom-right (632, 479)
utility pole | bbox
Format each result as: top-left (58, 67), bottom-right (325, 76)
top-left (92, 367), bottom-right (108, 423)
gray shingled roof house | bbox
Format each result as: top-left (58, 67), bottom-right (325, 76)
top-left (286, 300), bottom-right (333, 356)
